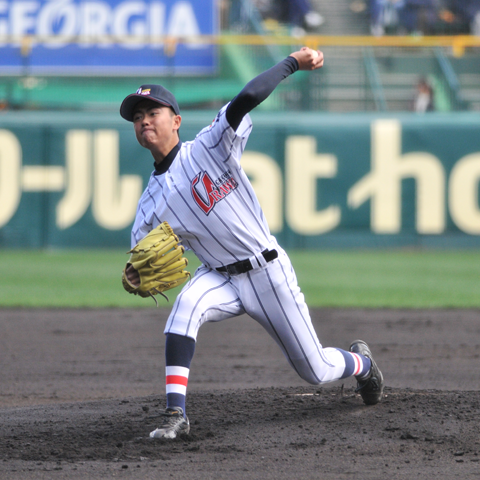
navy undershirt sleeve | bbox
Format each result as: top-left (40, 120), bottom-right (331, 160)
top-left (226, 56), bottom-right (299, 131)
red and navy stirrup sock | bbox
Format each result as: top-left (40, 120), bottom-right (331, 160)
top-left (339, 349), bottom-right (372, 380)
top-left (165, 333), bottom-right (196, 417)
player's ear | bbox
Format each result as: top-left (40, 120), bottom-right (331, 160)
top-left (173, 114), bottom-right (182, 131)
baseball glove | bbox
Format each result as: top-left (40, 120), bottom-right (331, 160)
top-left (122, 222), bottom-right (190, 304)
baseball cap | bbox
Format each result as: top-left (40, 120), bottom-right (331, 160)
top-left (120, 84), bottom-right (180, 121)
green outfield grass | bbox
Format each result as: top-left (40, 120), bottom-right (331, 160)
top-left (0, 249), bottom-right (479, 308)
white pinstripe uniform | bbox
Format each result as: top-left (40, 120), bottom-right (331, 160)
top-left (131, 104), bottom-right (348, 385)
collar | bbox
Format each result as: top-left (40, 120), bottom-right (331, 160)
top-left (153, 141), bottom-right (181, 176)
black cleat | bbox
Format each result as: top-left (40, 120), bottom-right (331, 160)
top-left (349, 340), bottom-right (384, 405)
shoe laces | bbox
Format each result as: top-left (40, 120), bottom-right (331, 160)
top-left (159, 409), bottom-right (183, 427)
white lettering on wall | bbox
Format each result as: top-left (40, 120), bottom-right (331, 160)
top-left (0, 123), bottom-right (479, 237)
top-left (286, 136), bottom-right (340, 235)
top-left (10, 1), bottom-right (38, 39)
top-left (449, 153), bottom-right (480, 234)
top-left (0, 130), bottom-right (22, 227)
top-left (79, 1), bottom-right (112, 47)
top-left (22, 165), bottom-right (65, 190)
top-left (0, 1), bottom-right (203, 49)
top-left (0, 128), bottom-right (142, 230)
top-left (91, 130), bottom-right (142, 230)
top-left (348, 119), bottom-right (445, 234)
top-left (37, 0), bottom-right (77, 48)
top-left (0, 2), bottom-right (9, 45)
top-left (168, 1), bottom-right (199, 36)
top-left (56, 130), bottom-right (92, 229)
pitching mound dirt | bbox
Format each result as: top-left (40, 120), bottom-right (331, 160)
top-left (0, 308), bottom-right (479, 479)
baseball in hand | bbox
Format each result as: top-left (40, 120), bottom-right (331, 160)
top-left (311, 49), bottom-right (319, 58)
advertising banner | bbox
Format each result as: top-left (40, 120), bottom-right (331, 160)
top-left (0, 111), bottom-right (479, 249)
top-left (0, 0), bottom-right (218, 75)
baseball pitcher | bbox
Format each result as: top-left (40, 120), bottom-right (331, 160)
top-left (120, 47), bottom-right (384, 439)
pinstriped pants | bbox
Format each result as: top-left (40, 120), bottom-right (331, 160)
top-left (164, 247), bottom-right (347, 384)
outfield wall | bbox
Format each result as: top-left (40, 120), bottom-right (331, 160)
top-left (0, 111), bottom-right (479, 249)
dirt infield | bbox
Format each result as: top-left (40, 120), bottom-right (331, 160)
top-left (1, 308), bottom-right (479, 479)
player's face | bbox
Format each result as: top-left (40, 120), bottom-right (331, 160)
top-left (133, 100), bottom-right (181, 152)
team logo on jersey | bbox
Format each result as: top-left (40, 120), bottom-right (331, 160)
top-left (191, 170), bottom-right (238, 214)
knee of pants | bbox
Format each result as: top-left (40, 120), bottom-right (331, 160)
top-left (292, 348), bottom-right (346, 385)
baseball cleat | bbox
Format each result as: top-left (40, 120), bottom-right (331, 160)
top-left (149, 407), bottom-right (190, 439)
top-left (349, 340), bottom-right (384, 405)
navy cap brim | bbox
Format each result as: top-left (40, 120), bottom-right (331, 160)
top-left (120, 94), bottom-right (176, 122)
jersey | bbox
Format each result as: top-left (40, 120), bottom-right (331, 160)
top-left (130, 105), bottom-right (276, 269)
top-left (130, 103), bottom-right (352, 386)
top-left (127, 55), bottom-right (365, 387)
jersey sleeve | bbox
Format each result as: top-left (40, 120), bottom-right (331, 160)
top-left (226, 56), bottom-right (298, 131)
top-left (194, 104), bottom-right (252, 169)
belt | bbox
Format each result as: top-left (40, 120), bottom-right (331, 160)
top-left (216, 249), bottom-right (278, 276)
